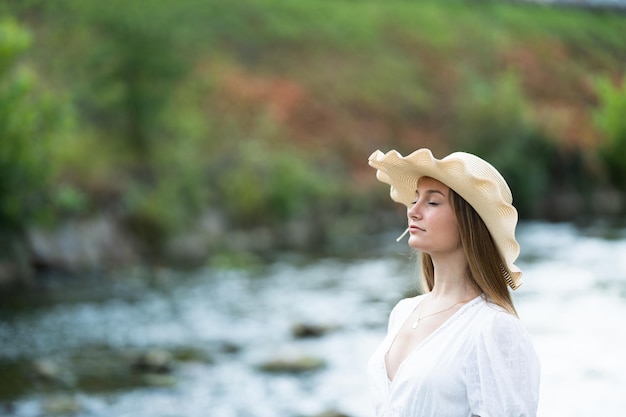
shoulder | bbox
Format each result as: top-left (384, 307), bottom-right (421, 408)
top-left (473, 300), bottom-right (539, 363)
top-left (472, 298), bottom-right (521, 328)
top-left (479, 301), bottom-right (531, 336)
top-left (387, 294), bottom-right (426, 331)
top-left (390, 294), bottom-right (426, 317)
top-left (394, 293), bottom-right (426, 308)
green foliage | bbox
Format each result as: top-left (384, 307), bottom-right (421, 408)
top-left (209, 250), bottom-right (264, 271)
top-left (0, 18), bottom-right (72, 232)
top-left (123, 135), bottom-right (210, 241)
top-left (74, 0), bottom-right (195, 156)
top-left (22, 0), bottom-right (202, 159)
top-left (53, 184), bottom-right (90, 216)
top-left (214, 140), bottom-right (339, 226)
top-left (450, 72), bottom-right (560, 216)
top-left (1, 0), bottom-right (626, 255)
top-left (594, 75), bottom-right (626, 190)
top-left (118, 70), bottom-right (215, 252)
top-left (0, 17), bottom-right (31, 73)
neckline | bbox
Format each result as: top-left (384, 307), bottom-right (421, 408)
top-left (384, 293), bottom-right (484, 384)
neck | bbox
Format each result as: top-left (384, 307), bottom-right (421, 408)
top-left (428, 250), bottom-right (481, 302)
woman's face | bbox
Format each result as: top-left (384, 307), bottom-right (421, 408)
top-left (407, 177), bottom-right (460, 254)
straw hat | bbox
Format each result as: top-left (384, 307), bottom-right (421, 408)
top-left (368, 148), bottom-right (522, 290)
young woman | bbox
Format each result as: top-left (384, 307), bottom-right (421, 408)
top-left (367, 148), bottom-right (540, 417)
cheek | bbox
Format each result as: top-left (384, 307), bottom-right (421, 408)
top-left (439, 217), bottom-right (460, 244)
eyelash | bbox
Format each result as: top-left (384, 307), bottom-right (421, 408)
top-left (411, 200), bottom-right (439, 206)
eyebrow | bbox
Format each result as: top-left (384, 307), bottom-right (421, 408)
top-left (415, 189), bottom-right (446, 197)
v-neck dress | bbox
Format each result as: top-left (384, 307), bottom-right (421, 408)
top-left (367, 294), bottom-right (540, 417)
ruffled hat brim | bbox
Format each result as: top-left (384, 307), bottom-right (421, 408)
top-left (368, 148), bottom-right (522, 290)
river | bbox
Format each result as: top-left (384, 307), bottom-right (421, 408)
top-left (0, 221), bottom-right (625, 417)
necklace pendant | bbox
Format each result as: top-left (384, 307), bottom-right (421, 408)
top-left (411, 320), bottom-right (419, 329)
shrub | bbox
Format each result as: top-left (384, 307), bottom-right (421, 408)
top-left (214, 139), bottom-right (339, 226)
top-left (450, 72), bottom-right (560, 217)
top-left (0, 18), bottom-right (72, 233)
top-left (594, 74), bottom-right (626, 190)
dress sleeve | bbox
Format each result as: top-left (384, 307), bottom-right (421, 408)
top-left (466, 311), bottom-right (541, 417)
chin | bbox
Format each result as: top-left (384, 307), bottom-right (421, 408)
top-left (407, 239), bottom-right (426, 251)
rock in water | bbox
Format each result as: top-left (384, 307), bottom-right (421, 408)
top-left (258, 355), bottom-right (326, 374)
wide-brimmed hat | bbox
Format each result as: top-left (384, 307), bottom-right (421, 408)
top-left (368, 148), bottom-right (521, 290)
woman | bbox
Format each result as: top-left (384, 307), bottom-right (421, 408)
top-left (367, 148), bottom-right (540, 417)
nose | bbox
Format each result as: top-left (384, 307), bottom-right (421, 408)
top-left (408, 200), bottom-right (422, 220)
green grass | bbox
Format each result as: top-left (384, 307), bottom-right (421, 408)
top-left (2, 0), bottom-right (626, 251)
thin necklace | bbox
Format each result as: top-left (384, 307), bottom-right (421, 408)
top-left (411, 297), bottom-right (475, 329)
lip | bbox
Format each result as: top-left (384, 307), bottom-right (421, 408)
top-left (410, 225), bottom-right (425, 232)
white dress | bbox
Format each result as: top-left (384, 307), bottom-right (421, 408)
top-left (367, 294), bottom-right (540, 417)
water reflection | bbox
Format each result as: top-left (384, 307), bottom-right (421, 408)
top-left (0, 222), bottom-right (625, 417)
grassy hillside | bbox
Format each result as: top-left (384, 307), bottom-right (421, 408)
top-left (2, 0), bottom-right (626, 261)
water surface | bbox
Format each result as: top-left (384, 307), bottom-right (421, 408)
top-left (1, 222), bottom-right (625, 417)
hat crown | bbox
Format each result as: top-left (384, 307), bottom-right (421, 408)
top-left (444, 152), bottom-right (513, 204)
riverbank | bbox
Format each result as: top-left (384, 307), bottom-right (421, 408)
top-left (2, 181), bottom-right (625, 289)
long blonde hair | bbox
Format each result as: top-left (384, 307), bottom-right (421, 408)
top-left (420, 189), bottom-right (518, 316)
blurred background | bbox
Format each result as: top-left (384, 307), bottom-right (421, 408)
top-left (1, 0), bottom-right (625, 416)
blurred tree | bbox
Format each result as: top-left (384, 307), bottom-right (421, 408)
top-left (19, 0), bottom-right (215, 255)
top-left (214, 139), bottom-right (336, 227)
top-left (68, 0), bottom-right (197, 158)
top-left (594, 75), bottom-right (626, 191)
top-left (449, 73), bottom-right (560, 217)
top-left (0, 17), bottom-right (71, 233)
